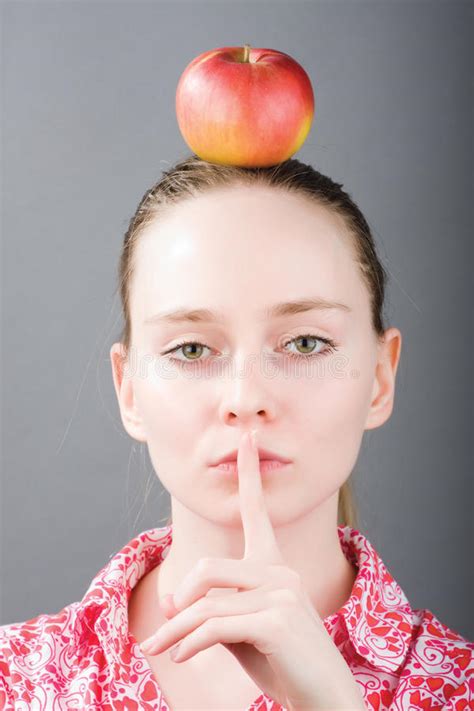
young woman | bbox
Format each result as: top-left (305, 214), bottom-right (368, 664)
top-left (1, 155), bottom-right (472, 710)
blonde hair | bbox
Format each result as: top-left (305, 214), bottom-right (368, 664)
top-left (115, 154), bottom-right (390, 530)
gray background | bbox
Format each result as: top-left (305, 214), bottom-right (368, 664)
top-left (1, 0), bottom-right (472, 641)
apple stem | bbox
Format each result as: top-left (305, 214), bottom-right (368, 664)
top-left (242, 44), bottom-right (251, 63)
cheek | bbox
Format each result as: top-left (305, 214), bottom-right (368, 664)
top-left (295, 353), bottom-right (374, 478)
top-left (133, 372), bottom-right (204, 457)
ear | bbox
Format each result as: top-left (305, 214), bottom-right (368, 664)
top-left (109, 342), bottom-right (147, 443)
top-left (364, 327), bottom-right (402, 431)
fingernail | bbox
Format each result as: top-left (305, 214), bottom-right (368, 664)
top-left (159, 593), bottom-right (173, 608)
top-left (250, 430), bottom-right (258, 450)
top-left (140, 638), bottom-right (154, 653)
top-left (160, 593), bottom-right (178, 618)
top-left (169, 643), bottom-right (181, 660)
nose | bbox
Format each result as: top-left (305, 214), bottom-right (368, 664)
top-left (217, 355), bottom-right (277, 425)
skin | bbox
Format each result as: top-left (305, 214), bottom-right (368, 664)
top-left (110, 184), bottom-right (402, 645)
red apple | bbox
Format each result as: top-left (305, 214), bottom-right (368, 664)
top-left (175, 44), bottom-right (314, 168)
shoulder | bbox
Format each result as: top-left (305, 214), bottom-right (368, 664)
top-left (393, 607), bottom-right (473, 709)
top-left (0, 602), bottom-right (81, 710)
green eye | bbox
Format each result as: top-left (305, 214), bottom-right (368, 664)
top-left (178, 342), bottom-right (206, 360)
top-left (286, 335), bottom-right (319, 355)
top-left (162, 334), bottom-right (338, 364)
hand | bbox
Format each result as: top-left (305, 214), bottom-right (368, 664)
top-left (139, 430), bottom-right (366, 711)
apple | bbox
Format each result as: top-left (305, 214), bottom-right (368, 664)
top-left (175, 44), bottom-right (314, 168)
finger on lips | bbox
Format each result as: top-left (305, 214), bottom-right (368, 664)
top-left (141, 428), bottom-right (267, 656)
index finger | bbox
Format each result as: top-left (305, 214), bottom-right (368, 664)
top-left (237, 430), bottom-right (282, 562)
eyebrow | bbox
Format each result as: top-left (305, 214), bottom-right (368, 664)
top-left (144, 298), bottom-right (352, 325)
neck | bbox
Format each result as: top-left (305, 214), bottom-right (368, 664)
top-left (155, 491), bottom-right (357, 621)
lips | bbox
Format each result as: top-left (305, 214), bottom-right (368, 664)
top-left (210, 446), bottom-right (292, 467)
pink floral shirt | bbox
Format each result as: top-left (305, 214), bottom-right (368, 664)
top-left (1, 525), bottom-right (472, 710)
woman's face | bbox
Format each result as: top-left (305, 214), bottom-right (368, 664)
top-left (111, 184), bottom-right (399, 527)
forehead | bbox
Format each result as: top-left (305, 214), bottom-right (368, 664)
top-left (140, 184), bottom-right (350, 246)
top-left (131, 185), bottom-right (366, 321)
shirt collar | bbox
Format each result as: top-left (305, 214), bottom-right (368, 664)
top-left (333, 526), bottom-right (415, 672)
top-left (73, 525), bottom-right (414, 673)
top-left (73, 526), bottom-right (172, 662)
